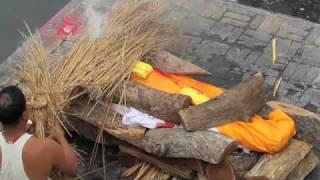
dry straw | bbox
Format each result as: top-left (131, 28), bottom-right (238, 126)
top-left (123, 162), bottom-right (172, 180)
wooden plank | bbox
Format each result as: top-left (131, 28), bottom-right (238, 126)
top-left (287, 151), bottom-right (319, 180)
top-left (179, 74), bottom-right (265, 131)
top-left (245, 139), bottom-right (313, 180)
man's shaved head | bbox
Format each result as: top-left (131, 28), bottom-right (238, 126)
top-left (0, 86), bottom-right (26, 126)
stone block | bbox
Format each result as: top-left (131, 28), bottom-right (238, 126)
top-left (201, 2), bottom-right (226, 19)
top-left (306, 27), bottom-right (320, 46)
top-left (226, 46), bottom-right (251, 65)
top-left (227, 5), bottom-right (257, 17)
top-left (250, 15), bottom-right (266, 30)
top-left (221, 17), bottom-right (248, 27)
top-left (195, 40), bottom-right (230, 61)
top-left (264, 38), bottom-right (292, 58)
top-left (302, 46), bottom-right (320, 63)
top-left (209, 22), bottom-right (243, 43)
top-left (299, 89), bottom-right (320, 108)
top-left (258, 15), bottom-right (285, 34)
top-left (224, 12), bottom-right (251, 22)
top-left (179, 14), bottom-right (215, 35)
top-left (283, 63), bottom-right (320, 83)
top-left (244, 51), bottom-right (261, 64)
top-left (238, 29), bottom-right (272, 48)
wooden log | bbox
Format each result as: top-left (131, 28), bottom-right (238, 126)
top-left (263, 101), bottom-right (320, 153)
top-left (245, 139), bottom-right (313, 180)
top-left (138, 128), bottom-right (237, 164)
top-left (125, 81), bottom-right (192, 123)
top-left (119, 143), bottom-right (195, 179)
top-left (206, 161), bottom-right (237, 180)
top-left (179, 74), bottom-right (265, 131)
top-left (150, 51), bottom-right (211, 75)
top-left (287, 150), bottom-right (319, 180)
top-left (228, 151), bottom-right (260, 178)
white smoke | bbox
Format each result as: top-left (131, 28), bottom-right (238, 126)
top-left (83, 0), bottom-right (112, 39)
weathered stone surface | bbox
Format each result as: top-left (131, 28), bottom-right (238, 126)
top-left (221, 17), bottom-right (248, 27)
top-left (306, 27), bottom-right (320, 46)
top-left (283, 63), bottom-right (320, 83)
top-left (264, 38), bottom-right (292, 58)
top-left (238, 29), bottom-right (272, 48)
top-left (302, 46), bottom-right (320, 65)
top-left (299, 89), bottom-right (320, 109)
top-left (227, 5), bottom-right (257, 17)
top-left (250, 14), bottom-right (266, 29)
top-left (276, 22), bottom-right (311, 42)
top-left (243, 51), bottom-right (261, 65)
top-left (209, 22), bottom-right (243, 43)
top-left (258, 15), bottom-right (285, 34)
top-left (226, 46), bottom-right (251, 65)
top-left (195, 40), bottom-right (229, 61)
top-left (201, 2), bottom-right (226, 19)
top-left (224, 11), bottom-right (251, 22)
top-left (179, 14), bottom-right (215, 35)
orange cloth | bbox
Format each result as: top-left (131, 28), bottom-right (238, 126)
top-left (217, 109), bottom-right (296, 153)
top-left (132, 69), bottom-right (223, 99)
top-left (133, 70), bottom-right (180, 94)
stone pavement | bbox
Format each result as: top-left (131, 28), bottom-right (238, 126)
top-left (1, 0), bottom-right (320, 179)
top-left (162, 0), bottom-right (320, 117)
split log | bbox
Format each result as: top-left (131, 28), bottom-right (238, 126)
top-left (137, 128), bottom-right (237, 164)
top-left (150, 51), bottom-right (210, 75)
top-left (228, 151), bottom-right (260, 178)
top-left (263, 101), bottom-right (320, 153)
top-left (179, 74), bottom-right (265, 131)
top-left (125, 81), bottom-right (192, 123)
top-left (287, 150), bottom-right (319, 180)
top-left (245, 139), bottom-right (313, 180)
top-left (119, 144), bottom-right (195, 179)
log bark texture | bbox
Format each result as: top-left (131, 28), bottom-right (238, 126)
top-left (138, 128), bottom-right (237, 164)
top-left (125, 81), bottom-right (192, 123)
top-left (264, 101), bottom-right (320, 153)
top-left (150, 51), bottom-right (210, 75)
top-left (119, 144), bottom-right (195, 179)
top-left (287, 150), bottom-right (319, 180)
top-left (179, 74), bottom-right (265, 131)
top-left (245, 139), bottom-right (313, 180)
top-left (228, 151), bottom-right (260, 178)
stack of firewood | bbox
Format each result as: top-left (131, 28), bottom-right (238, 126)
top-left (67, 51), bottom-right (320, 180)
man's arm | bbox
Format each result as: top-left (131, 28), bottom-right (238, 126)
top-left (48, 125), bottom-right (79, 177)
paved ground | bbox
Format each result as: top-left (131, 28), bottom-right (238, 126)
top-left (1, 0), bottom-right (320, 179)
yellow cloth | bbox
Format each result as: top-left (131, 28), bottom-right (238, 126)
top-left (217, 109), bottom-right (296, 153)
top-left (132, 61), bottom-right (154, 79)
top-left (179, 87), bottom-right (210, 105)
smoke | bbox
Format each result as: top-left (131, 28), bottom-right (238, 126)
top-left (83, 0), bottom-right (113, 39)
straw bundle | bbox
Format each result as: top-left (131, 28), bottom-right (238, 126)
top-left (18, 0), bottom-right (173, 137)
top-left (123, 162), bottom-right (172, 180)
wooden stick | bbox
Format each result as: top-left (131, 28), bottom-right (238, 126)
top-left (245, 139), bottom-right (312, 180)
top-left (179, 74), bottom-right (265, 131)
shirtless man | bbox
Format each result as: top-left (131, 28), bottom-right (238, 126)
top-left (0, 86), bottom-right (79, 180)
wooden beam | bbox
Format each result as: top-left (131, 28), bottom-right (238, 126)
top-left (264, 101), bottom-right (320, 153)
top-left (245, 139), bottom-right (313, 180)
top-left (179, 74), bottom-right (265, 131)
top-left (206, 161), bottom-right (237, 180)
top-left (150, 51), bottom-right (210, 75)
top-left (287, 150), bottom-right (319, 180)
top-left (137, 128), bottom-right (237, 164)
top-left (125, 81), bottom-right (192, 123)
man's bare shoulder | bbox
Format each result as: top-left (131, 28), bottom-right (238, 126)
top-left (26, 136), bottom-right (60, 153)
